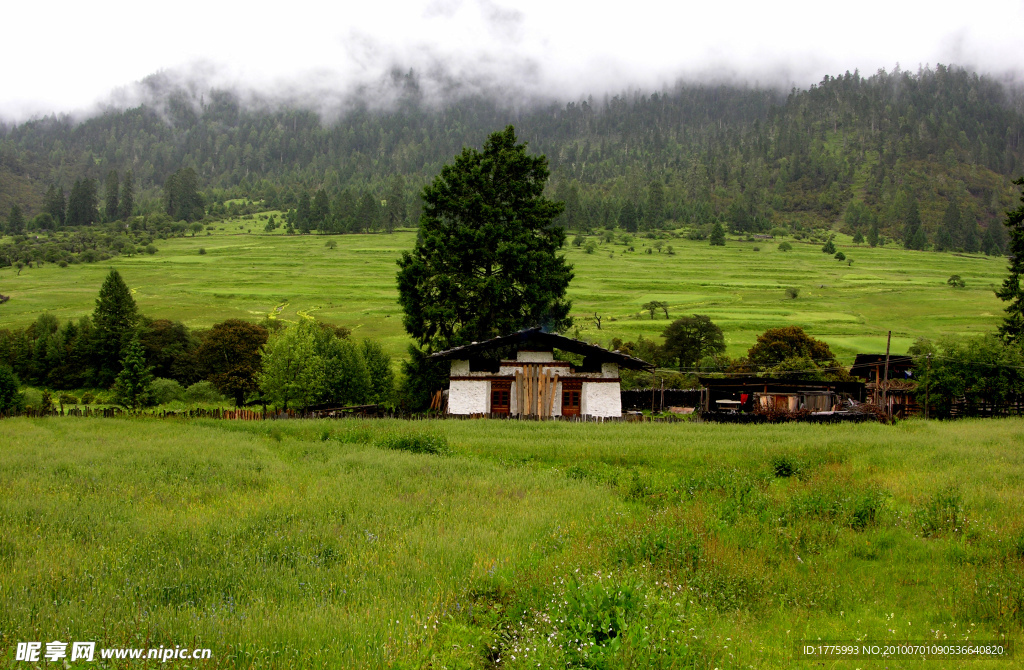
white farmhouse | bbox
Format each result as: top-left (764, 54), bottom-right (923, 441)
top-left (429, 328), bottom-right (653, 418)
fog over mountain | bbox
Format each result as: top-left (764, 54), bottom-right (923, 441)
top-left (3, 0), bottom-right (1023, 120)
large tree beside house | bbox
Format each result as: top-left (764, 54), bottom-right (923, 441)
top-left (396, 125), bottom-right (573, 352)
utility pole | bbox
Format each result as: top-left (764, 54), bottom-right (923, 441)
top-left (882, 330), bottom-right (891, 419)
top-left (925, 353), bottom-right (931, 420)
top-left (660, 377), bottom-right (665, 414)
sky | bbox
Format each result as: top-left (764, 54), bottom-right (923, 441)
top-left (2, 0), bottom-right (1022, 120)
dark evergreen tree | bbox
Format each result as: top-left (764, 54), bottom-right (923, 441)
top-left (996, 177), bottom-right (1024, 343)
top-left (709, 222), bottom-right (725, 246)
top-left (44, 185), bottom-right (66, 226)
top-left (6, 205), bottom-right (24, 235)
top-left (104, 170), bottom-right (120, 222)
top-left (981, 221), bottom-right (1007, 256)
top-left (311, 188), bottom-right (330, 233)
top-left (92, 269), bottom-right (140, 386)
top-left (119, 170), bottom-right (135, 220)
top-left (357, 191), bottom-right (379, 233)
top-left (0, 365), bottom-right (24, 413)
top-left (164, 168), bottom-right (205, 221)
top-left (646, 180), bottom-right (665, 229)
top-left (619, 200), bottom-right (639, 233)
top-left (867, 221), bottom-right (880, 247)
top-left (333, 189), bottom-right (357, 233)
top-left (295, 192), bottom-right (312, 234)
top-left (67, 179), bottom-right (100, 227)
top-left (902, 198), bottom-right (925, 250)
top-left (112, 335), bottom-right (153, 409)
top-left (396, 125), bottom-right (571, 350)
top-left (384, 175), bottom-right (407, 233)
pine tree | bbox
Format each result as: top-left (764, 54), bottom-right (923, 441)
top-left (902, 199), bottom-right (925, 250)
top-left (6, 205), bottom-right (24, 235)
top-left (164, 168), bottom-right (204, 222)
top-left (311, 189), bottom-right (330, 232)
top-left (996, 177), bottom-right (1024, 342)
top-left (67, 179), bottom-right (100, 226)
top-left (45, 185), bottom-right (66, 226)
top-left (646, 180), bottom-right (666, 229)
top-left (709, 222), bottom-right (726, 246)
top-left (867, 221), bottom-right (879, 247)
top-left (384, 175), bottom-right (407, 234)
top-left (104, 170), bottom-right (120, 222)
top-left (619, 200), bottom-right (639, 233)
top-left (396, 125), bottom-right (570, 350)
top-left (92, 269), bottom-right (140, 386)
top-left (935, 200), bottom-right (960, 251)
top-left (333, 189), bottom-right (356, 233)
top-left (119, 171), bottom-right (135, 220)
top-left (112, 335), bottom-right (153, 409)
top-left (296, 192), bottom-right (312, 234)
top-left (357, 191), bottom-right (378, 233)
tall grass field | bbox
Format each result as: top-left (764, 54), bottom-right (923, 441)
top-left (0, 225), bottom-right (1009, 360)
top-left (1, 416), bottom-right (1022, 668)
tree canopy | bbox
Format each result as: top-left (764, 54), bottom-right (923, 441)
top-left (396, 125), bottom-right (572, 350)
top-left (746, 326), bottom-right (842, 378)
top-left (661, 315), bottom-right (726, 371)
top-left (195, 319), bottom-right (268, 406)
top-left (997, 177), bottom-right (1024, 343)
top-left (92, 269), bottom-right (139, 386)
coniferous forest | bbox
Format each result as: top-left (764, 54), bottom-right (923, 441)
top-left (1, 63), bottom-right (1023, 257)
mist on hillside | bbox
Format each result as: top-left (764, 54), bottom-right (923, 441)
top-left (2, 0), bottom-right (1024, 122)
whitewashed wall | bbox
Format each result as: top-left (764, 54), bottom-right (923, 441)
top-left (582, 382), bottom-right (622, 417)
top-left (448, 380), bottom-right (489, 415)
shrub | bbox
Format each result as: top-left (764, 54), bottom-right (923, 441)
top-left (583, 240), bottom-right (597, 254)
top-left (947, 274), bottom-right (966, 288)
top-left (198, 248), bottom-right (207, 255)
top-left (325, 240), bottom-right (338, 249)
top-left (917, 486), bottom-right (963, 537)
top-left (183, 380), bottom-right (226, 404)
top-left (57, 392), bottom-right (78, 405)
top-left (785, 287), bottom-right (800, 299)
top-left (145, 244), bottom-right (158, 254)
top-left (822, 236), bottom-right (837, 254)
top-left (572, 235), bottom-right (584, 247)
top-left (753, 246), bottom-right (760, 252)
top-left (378, 432), bottom-right (448, 455)
top-left (771, 454), bottom-right (802, 478)
top-left (834, 251), bottom-right (846, 261)
top-left (0, 366), bottom-right (25, 412)
top-left (150, 378), bottom-right (185, 405)
top-left (80, 392), bottom-right (95, 405)
top-left (778, 241), bottom-right (792, 252)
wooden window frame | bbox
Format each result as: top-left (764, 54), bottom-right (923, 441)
top-left (561, 380), bottom-right (582, 416)
top-left (490, 380), bottom-right (512, 415)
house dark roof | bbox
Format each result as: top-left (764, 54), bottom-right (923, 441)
top-left (849, 354), bottom-right (914, 379)
top-left (428, 327), bottom-right (654, 371)
top-left (698, 377), bottom-right (865, 395)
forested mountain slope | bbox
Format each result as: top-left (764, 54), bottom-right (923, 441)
top-left (2, 64), bottom-right (1022, 248)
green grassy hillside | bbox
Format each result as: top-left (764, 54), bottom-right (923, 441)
top-left (1, 416), bottom-right (1021, 668)
top-left (0, 224), bottom-right (1008, 361)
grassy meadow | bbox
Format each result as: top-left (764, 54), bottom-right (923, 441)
top-left (1, 416), bottom-right (1022, 668)
top-left (0, 221), bottom-right (1010, 361)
